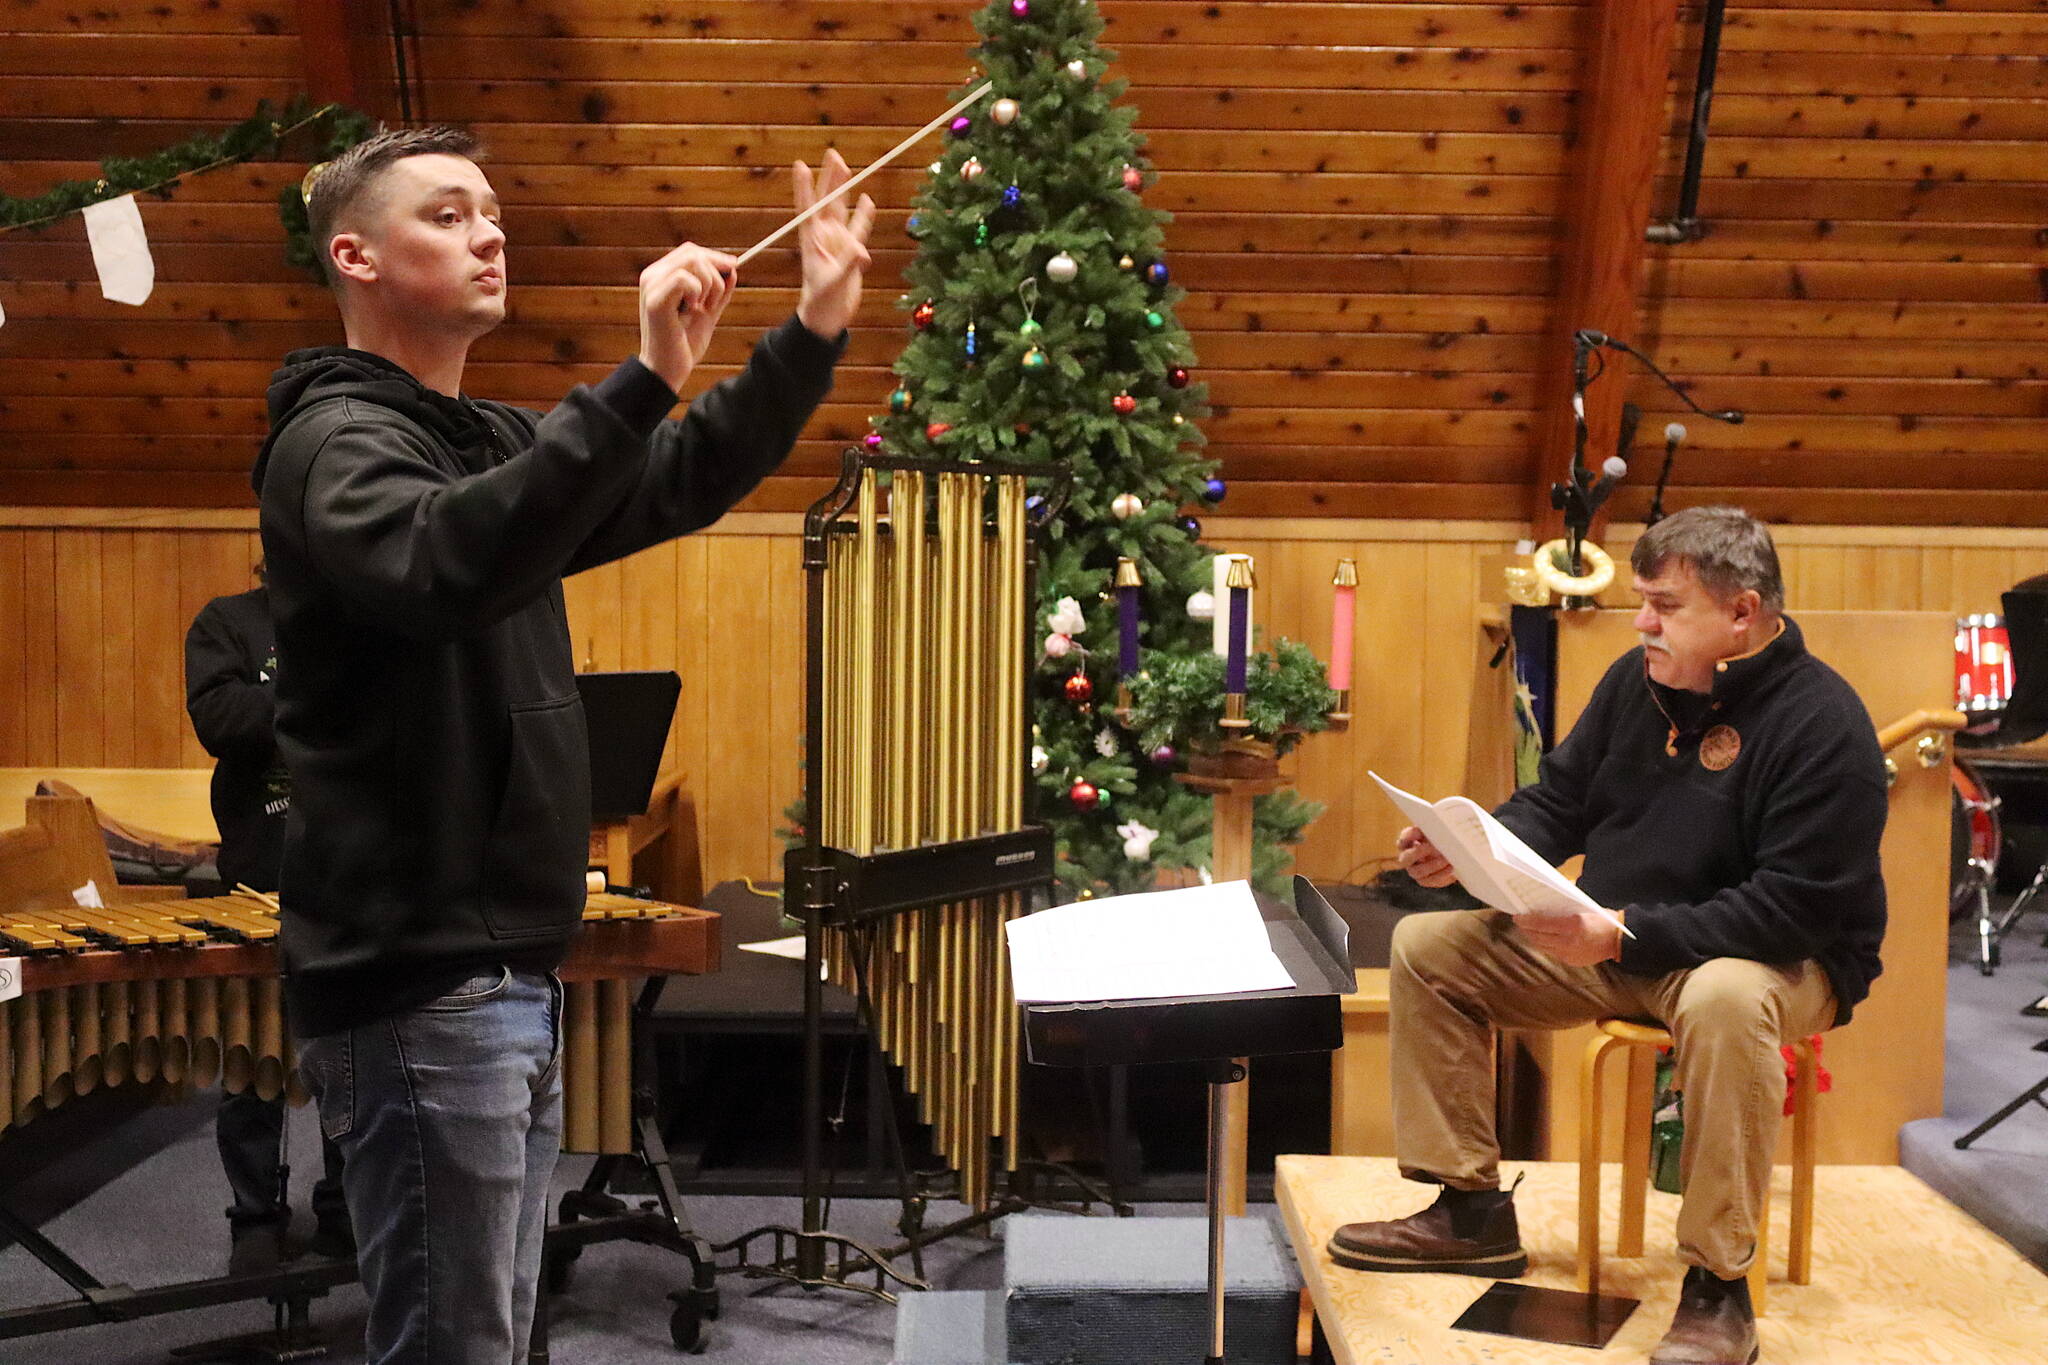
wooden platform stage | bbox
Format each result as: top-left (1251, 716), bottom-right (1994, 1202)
top-left (1276, 1155), bottom-right (2048, 1365)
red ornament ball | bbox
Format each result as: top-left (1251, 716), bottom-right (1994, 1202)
top-left (1064, 672), bottom-right (1095, 705)
top-left (925, 422), bottom-right (953, 441)
top-left (1167, 367), bottom-right (1190, 389)
top-left (1121, 165), bottom-right (1144, 193)
top-left (1068, 779), bottom-right (1100, 812)
top-left (1111, 391), bottom-right (1137, 416)
top-left (912, 300), bottom-right (936, 331)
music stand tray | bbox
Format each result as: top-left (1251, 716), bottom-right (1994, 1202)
top-left (1020, 876), bottom-right (1355, 1364)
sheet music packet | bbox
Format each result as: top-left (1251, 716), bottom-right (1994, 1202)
top-left (1369, 772), bottom-right (1634, 939)
top-left (1005, 880), bottom-right (1296, 1005)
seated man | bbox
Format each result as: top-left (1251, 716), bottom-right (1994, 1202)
top-left (1331, 506), bottom-right (1886, 1365)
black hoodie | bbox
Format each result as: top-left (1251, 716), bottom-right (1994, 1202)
top-left (185, 585), bottom-right (289, 894)
top-left (1493, 617), bottom-right (1888, 1025)
top-left (254, 319), bottom-right (841, 1036)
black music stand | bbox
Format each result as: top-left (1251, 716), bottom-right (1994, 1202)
top-left (577, 670), bottom-right (682, 823)
top-left (1956, 589), bottom-right (2048, 975)
top-left (1019, 877), bottom-right (1354, 1364)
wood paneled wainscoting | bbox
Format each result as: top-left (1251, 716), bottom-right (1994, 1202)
top-left (3, 509), bottom-right (2045, 891)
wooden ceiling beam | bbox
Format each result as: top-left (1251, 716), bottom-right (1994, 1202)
top-left (298, 0), bottom-right (401, 122)
top-left (1528, 0), bottom-right (1685, 542)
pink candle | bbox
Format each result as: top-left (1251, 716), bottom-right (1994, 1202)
top-left (1330, 559), bottom-right (1358, 693)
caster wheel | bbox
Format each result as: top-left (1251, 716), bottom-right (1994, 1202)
top-left (669, 1301), bottom-right (706, 1353)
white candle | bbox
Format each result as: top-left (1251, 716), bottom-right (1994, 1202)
top-left (1211, 554), bottom-right (1255, 659)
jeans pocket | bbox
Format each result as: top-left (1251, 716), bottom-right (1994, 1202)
top-left (415, 965), bottom-right (514, 1013)
top-left (299, 1031), bottom-right (355, 1142)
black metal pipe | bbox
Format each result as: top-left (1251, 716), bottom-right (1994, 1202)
top-left (1648, 0), bottom-right (1728, 245)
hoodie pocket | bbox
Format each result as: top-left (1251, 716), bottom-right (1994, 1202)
top-left (481, 692), bottom-right (590, 940)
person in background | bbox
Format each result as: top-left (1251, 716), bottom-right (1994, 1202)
top-left (186, 563), bottom-right (353, 1275)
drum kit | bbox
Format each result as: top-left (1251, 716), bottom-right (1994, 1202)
top-left (1950, 612), bottom-right (2048, 977)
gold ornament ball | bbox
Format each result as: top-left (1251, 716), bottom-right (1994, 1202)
top-left (961, 156), bottom-right (985, 181)
top-left (992, 97), bottom-right (1021, 126)
top-left (1117, 254), bottom-right (1136, 271)
top-left (1111, 492), bottom-right (1144, 520)
top-left (1066, 59), bottom-right (1088, 79)
top-left (1045, 251), bottom-right (1079, 283)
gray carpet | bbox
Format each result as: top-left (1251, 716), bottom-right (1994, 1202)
top-left (1898, 898), bottom-right (2048, 1271)
top-left (0, 1103), bottom-right (1015, 1363)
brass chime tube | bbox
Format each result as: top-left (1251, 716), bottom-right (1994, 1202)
top-left (851, 471), bottom-right (880, 857)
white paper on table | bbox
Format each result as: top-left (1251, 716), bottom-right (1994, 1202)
top-left (1369, 771), bottom-right (1632, 937)
top-left (72, 879), bottom-right (104, 909)
top-left (1004, 879), bottom-right (1295, 1004)
top-left (83, 193), bottom-right (155, 306)
top-left (0, 958), bottom-right (19, 1004)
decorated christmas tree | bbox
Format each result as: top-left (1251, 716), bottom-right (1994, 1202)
top-left (868, 0), bottom-right (1331, 899)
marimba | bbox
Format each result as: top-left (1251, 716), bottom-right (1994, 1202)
top-left (1, 794), bottom-right (720, 1153)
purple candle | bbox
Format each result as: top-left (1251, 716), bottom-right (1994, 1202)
top-left (1116, 557), bottom-right (1142, 677)
top-left (1224, 556), bottom-right (1253, 693)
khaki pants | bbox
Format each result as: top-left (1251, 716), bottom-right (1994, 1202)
top-left (1389, 910), bottom-right (1838, 1279)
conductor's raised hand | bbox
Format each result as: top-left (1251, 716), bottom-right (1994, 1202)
top-left (637, 242), bottom-right (737, 395)
top-left (794, 149), bottom-right (875, 342)
top-left (1396, 826), bottom-right (1457, 889)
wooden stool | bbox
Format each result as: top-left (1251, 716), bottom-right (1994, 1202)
top-left (1576, 1018), bottom-right (1818, 1313)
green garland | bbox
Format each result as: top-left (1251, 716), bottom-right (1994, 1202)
top-left (1123, 638), bottom-right (1339, 759)
top-left (0, 97), bottom-right (374, 271)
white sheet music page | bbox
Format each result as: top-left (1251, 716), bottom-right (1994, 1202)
top-left (1004, 880), bottom-right (1296, 1004)
top-left (1369, 771), bottom-right (1630, 936)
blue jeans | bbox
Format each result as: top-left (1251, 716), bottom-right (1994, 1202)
top-left (298, 968), bottom-right (563, 1365)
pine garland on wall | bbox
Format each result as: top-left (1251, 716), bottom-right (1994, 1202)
top-left (0, 98), bottom-right (374, 272)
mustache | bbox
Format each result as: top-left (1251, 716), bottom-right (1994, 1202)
top-left (1639, 633), bottom-right (1667, 652)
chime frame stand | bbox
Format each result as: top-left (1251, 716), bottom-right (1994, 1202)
top-left (722, 452), bottom-right (1109, 1302)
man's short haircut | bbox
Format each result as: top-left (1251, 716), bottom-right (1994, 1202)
top-left (303, 125), bottom-right (486, 287)
top-left (1630, 505), bottom-right (1785, 613)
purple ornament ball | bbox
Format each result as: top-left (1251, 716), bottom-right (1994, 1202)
top-left (949, 115), bottom-right (973, 137)
top-left (863, 432), bottom-right (884, 450)
top-left (1011, 0), bottom-right (1030, 14)
top-left (1150, 744), bottom-right (1178, 768)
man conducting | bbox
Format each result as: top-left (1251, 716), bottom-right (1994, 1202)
top-left (255, 125), bottom-right (871, 1363)
top-left (1331, 507), bottom-right (1887, 1365)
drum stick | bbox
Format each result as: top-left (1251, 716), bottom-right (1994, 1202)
top-left (730, 82), bottom-right (993, 270)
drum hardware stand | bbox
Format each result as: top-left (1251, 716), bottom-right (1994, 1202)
top-left (1953, 1036), bottom-right (2048, 1151)
top-left (535, 975), bottom-right (721, 1357)
top-left (1977, 855), bottom-right (2046, 977)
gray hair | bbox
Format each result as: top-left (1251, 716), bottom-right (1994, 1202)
top-left (1630, 506), bottom-right (1784, 613)
top-left (304, 125), bottom-right (486, 287)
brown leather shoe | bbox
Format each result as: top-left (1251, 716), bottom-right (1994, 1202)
top-left (1326, 1182), bottom-right (1527, 1277)
top-left (1649, 1266), bottom-right (1759, 1365)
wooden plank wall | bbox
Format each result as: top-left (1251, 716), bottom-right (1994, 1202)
top-left (1, 2), bottom-right (2042, 522)
top-left (5, 510), bottom-right (2043, 888)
